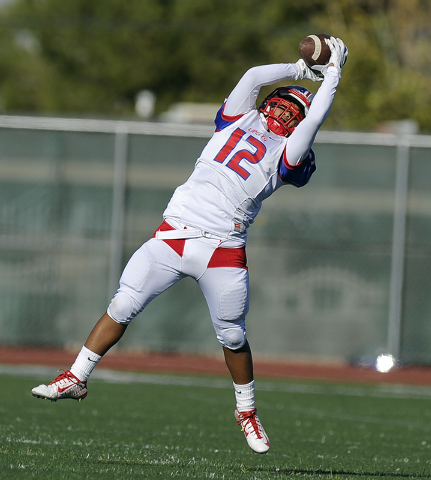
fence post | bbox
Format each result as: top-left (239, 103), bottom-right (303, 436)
top-left (387, 137), bottom-right (410, 360)
top-left (108, 125), bottom-right (129, 301)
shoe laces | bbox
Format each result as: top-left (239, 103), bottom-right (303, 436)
top-left (49, 369), bottom-right (80, 386)
top-left (237, 409), bottom-right (264, 439)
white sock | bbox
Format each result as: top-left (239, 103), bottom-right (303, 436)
top-left (70, 346), bottom-right (102, 382)
top-left (233, 380), bottom-right (256, 412)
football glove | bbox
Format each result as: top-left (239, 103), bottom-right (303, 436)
top-left (296, 58), bottom-right (323, 82)
top-left (312, 37), bottom-right (348, 77)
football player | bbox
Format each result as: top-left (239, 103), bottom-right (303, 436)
top-left (32, 36), bottom-right (348, 454)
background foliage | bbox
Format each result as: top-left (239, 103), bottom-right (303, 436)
top-left (0, 0), bottom-right (430, 132)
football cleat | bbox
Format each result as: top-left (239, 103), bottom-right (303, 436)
top-left (235, 408), bottom-right (270, 454)
top-left (31, 370), bottom-right (87, 402)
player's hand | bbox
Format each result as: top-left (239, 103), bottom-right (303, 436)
top-left (328, 37), bottom-right (348, 68)
top-left (296, 58), bottom-right (323, 82)
top-left (312, 37), bottom-right (348, 77)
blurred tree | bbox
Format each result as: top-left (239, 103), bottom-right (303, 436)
top-left (0, 0), bottom-right (429, 132)
top-left (0, 0), bottom-right (322, 115)
top-left (310, 0), bottom-right (431, 131)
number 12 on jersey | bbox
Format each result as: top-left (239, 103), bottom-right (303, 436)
top-left (214, 128), bottom-right (266, 180)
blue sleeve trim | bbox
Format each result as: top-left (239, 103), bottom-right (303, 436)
top-left (214, 102), bottom-right (245, 132)
top-left (279, 149), bottom-right (316, 187)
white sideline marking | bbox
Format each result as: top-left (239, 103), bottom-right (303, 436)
top-left (3, 363), bottom-right (431, 400)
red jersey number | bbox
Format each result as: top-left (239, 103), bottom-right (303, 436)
top-left (214, 128), bottom-right (266, 180)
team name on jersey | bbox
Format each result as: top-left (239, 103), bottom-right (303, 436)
top-left (247, 128), bottom-right (267, 142)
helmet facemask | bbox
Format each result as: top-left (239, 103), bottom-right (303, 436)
top-left (259, 86), bottom-right (313, 137)
top-left (260, 98), bottom-right (304, 137)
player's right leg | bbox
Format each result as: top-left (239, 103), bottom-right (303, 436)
top-left (32, 238), bottom-right (183, 401)
top-left (198, 264), bottom-right (270, 454)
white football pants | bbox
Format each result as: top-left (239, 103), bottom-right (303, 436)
top-left (107, 221), bottom-right (249, 350)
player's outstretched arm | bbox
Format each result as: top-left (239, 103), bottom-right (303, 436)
top-left (283, 67), bottom-right (340, 167)
top-left (284, 37), bottom-right (348, 166)
top-left (224, 62), bottom-right (304, 117)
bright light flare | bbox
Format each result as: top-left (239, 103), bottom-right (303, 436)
top-left (375, 354), bottom-right (396, 373)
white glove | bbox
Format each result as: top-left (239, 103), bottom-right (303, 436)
top-left (296, 58), bottom-right (323, 82)
top-left (312, 36), bottom-right (348, 77)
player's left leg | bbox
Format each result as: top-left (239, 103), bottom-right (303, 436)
top-left (222, 340), bottom-right (253, 385)
top-left (84, 312), bottom-right (128, 355)
top-left (30, 312), bottom-right (126, 402)
top-left (32, 237), bottom-right (184, 401)
top-left (198, 265), bottom-right (270, 454)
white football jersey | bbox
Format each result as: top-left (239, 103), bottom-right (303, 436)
top-left (163, 63), bottom-right (340, 245)
top-left (164, 108), bottom-right (288, 243)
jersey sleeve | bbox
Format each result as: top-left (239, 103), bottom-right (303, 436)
top-left (222, 63), bottom-right (303, 118)
top-left (283, 66), bottom-right (340, 166)
top-left (278, 149), bottom-right (316, 187)
top-left (214, 102), bottom-right (244, 132)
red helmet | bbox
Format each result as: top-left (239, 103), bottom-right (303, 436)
top-left (258, 85), bottom-right (314, 137)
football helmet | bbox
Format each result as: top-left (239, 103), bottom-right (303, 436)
top-left (258, 85), bottom-right (314, 137)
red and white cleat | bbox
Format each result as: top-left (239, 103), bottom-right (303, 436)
top-left (31, 370), bottom-right (87, 402)
top-left (235, 408), bottom-right (270, 454)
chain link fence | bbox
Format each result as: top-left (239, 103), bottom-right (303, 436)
top-left (0, 115), bottom-right (430, 365)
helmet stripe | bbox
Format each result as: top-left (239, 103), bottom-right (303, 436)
top-left (287, 89), bottom-right (311, 108)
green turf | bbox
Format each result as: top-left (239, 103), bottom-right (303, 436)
top-left (1, 371), bottom-right (431, 479)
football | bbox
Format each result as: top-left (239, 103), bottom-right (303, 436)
top-left (299, 33), bottom-right (331, 68)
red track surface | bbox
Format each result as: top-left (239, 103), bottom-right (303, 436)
top-left (2, 345), bottom-right (431, 386)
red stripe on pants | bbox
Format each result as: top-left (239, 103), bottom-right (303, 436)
top-left (207, 246), bottom-right (248, 269)
top-left (152, 220), bottom-right (185, 257)
top-left (153, 221), bottom-right (247, 269)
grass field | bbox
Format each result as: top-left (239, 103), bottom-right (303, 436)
top-left (1, 366), bottom-right (431, 479)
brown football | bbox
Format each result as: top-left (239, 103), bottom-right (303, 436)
top-left (299, 33), bottom-right (331, 68)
